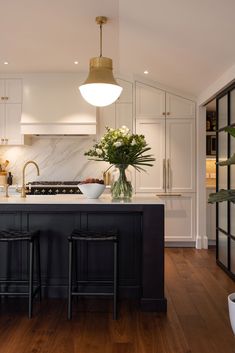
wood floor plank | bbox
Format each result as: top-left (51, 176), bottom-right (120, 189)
top-left (0, 248), bottom-right (234, 353)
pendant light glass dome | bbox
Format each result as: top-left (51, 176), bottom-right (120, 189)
top-left (79, 16), bottom-right (122, 107)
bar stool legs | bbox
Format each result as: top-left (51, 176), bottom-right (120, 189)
top-left (113, 240), bottom-right (118, 320)
top-left (29, 239), bottom-right (34, 319)
top-left (67, 230), bottom-right (119, 320)
top-left (68, 239), bottom-right (73, 320)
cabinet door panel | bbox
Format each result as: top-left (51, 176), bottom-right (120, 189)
top-left (0, 104), bottom-right (5, 142)
top-left (5, 79), bottom-right (22, 104)
top-left (117, 79), bottom-right (132, 103)
top-left (5, 104), bottom-right (23, 145)
top-left (98, 104), bottom-right (116, 138)
top-left (166, 93), bottom-right (195, 119)
top-left (158, 194), bottom-right (195, 242)
top-left (166, 119), bottom-right (195, 192)
top-left (136, 119), bottom-right (165, 193)
top-left (116, 103), bottom-right (133, 132)
top-left (136, 82), bottom-right (165, 119)
top-left (0, 79), bottom-right (5, 104)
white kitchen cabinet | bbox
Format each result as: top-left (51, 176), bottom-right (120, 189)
top-left (136, 82), bottom-right (165, 119)
top-left (166, 93), bottom-right (195, 119)
top-left (98, 78), bottom-right (133, 137)
top-left (117, 79), bottom-right (133, 103)
top-left (136, 118), bottom-right (165, 193)
top-left (0, 79), bottom-right (24, 145)
top-left (166, 118), bottom-right (195, 192)
top-left (158, 193), bottom-right (196, 242)
top-left (135, 83), bottom-right (196, 193)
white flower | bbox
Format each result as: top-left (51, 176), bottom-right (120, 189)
top-left (131, 139), bottom-right (136, 146)
top-left (120, 125), bottom-right (130, 135)
top-left (114, 141), bottom-right (122, 147)
top-left (96, 148), bottom-right (103, 155)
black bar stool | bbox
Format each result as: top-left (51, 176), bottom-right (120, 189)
top-left (68, 229), bottom-right (119, 320)
top-left (0, 230), bottom-right (41, 318)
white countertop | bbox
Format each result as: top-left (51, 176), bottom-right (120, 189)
top-left (0, 194), bottom-right (164, 205)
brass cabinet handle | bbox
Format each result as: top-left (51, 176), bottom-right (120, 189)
top-left (1, 138), bottom-right (4, 143)
top-left (162, 112), bottom-right (166, 116)
top-left (1, 97), bottom-right (4, 100)
top-left (5, 138), bottom-right (8, 143)
top-left (156, 193), bottom-right (182, 197)
top-left (163, 159), bottom-right (166, 191)
top-left (167, 158), bottom-right (170, 190)
top-left (167, 112), bottom-right (170, 115)
top-left (5, 97), bottom-right (9, 100)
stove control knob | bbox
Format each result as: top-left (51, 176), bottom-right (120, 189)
top-left (55, 189), bottom-right (59, 193)
top-left (49, 189), bottom-right (52, 193)
top-left (62, 189), bottom-right (66, 193)
top-left (42, 189), bottom-right (45, 193)
top-left (70, 189), bottom-right (73, 193)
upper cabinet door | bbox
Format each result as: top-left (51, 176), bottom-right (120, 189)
top-left (5, 79), bottom-right (22, 104)
top-left (116, 79), bottom-right (133, 103)
top-left (5, 104), bottom-right (23, 145)
top-left (166, 118), bottom-right (195, 192)
top-left (0, 104), bottom-right (5, 142)
top-left (166, 93), bottom-right (195, 119)
top-left (136, 82), bottom-right (165, 119)
top-left (0, 80), bottom-right (5, 104)
top-left (136, 118), bottom-right (166, 193)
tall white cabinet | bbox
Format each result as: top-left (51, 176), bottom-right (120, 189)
top-left (0, 79), bottom-right (24, 145)
top-left (135, 82), bottom-right (196, 242)
top-left (98, 78), bottom-right (133, 137)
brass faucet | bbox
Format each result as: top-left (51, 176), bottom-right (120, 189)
top-left (21, 161), bottom-right (40, 198)
top-left (5, 184), bottom-right (9, 198)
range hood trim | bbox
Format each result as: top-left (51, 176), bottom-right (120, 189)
top-left (21, 122), bottom-right (97, 135)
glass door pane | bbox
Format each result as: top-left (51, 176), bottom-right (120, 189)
top-left (218, 95), bottom-right (228, 129)
top-left (218, 231), bottom-right (228, 267)
top-left (230, 89), bottom-right (235, 124)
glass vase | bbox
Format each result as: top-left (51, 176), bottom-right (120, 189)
top-left (111, 164), bottom-right (133, 200)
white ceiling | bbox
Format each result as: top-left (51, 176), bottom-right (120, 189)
top-left (1, 0), bottom-right (235, 96)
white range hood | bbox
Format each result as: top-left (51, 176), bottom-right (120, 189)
top-left (21, 73), bottom-right (96, 135)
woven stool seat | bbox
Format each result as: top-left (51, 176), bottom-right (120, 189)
top-left (0, 230), bottom-right (39, 241)
top-left (69, 229), bottom-right (118, 241)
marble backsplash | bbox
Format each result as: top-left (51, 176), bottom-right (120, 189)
top-left (0, 136), bottom-right (108, 185)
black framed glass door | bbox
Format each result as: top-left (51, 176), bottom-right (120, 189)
top-left (216, 84), bottom-right (235, 278)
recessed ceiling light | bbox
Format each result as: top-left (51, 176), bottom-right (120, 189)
top-left (4, 61), bottom-right (9, 65)
top-left (144, 70), bottom-right (149, 75)
top-left (74, 61), bottom-right (79, 65)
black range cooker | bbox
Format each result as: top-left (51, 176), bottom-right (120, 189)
top-left (26, 181), bottom-right (82, 195)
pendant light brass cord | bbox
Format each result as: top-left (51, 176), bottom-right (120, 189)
top-left (100, 23), bottom-right (102, 57)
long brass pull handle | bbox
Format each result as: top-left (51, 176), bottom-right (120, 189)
top-left (156, 193), bottom-right (182, 197)
top-left (163, 159), bottom-right (166, 191)
top-left (167, 159), bottom-right (170, 190)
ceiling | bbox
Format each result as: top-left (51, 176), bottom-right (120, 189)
top-left (1, 0), bottom-right (235, 96)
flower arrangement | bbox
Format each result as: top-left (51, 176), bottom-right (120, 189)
top-left (85, 126), bottom-right (155, 199)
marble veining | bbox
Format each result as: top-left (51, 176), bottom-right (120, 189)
top-left (0, 136), bottom-right (108, 184)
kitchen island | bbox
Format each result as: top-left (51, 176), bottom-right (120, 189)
top-left (0, 195), bottom-right (166, 312)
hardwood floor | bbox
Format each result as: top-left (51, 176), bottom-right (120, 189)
top-left (0, 248), bottom-right (235, 353)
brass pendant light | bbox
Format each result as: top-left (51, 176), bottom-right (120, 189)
top-left (79, 16), bottom-right (123, 107)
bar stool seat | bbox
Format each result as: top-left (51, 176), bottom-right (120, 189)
top-left (68, 229), bottom-right (119, 320)
top-left (0, 229), bottom-right (41, 318)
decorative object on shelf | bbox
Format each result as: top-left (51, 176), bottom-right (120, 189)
top-left (208, 127), bottom-right (235, 204)
top-left (85, 126), bottom-right (155, 200)
top-left (228, 293), bottom-right (235, 334)
top-left (206, 111), bottom-right (216, 131)
top-left (79, 16), bottom-right (122, 107)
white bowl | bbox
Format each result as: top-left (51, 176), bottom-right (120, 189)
top-left (78, 183), bottom-right (105, 199)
